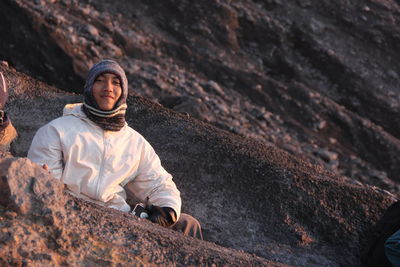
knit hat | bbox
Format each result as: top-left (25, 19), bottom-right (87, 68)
top-left (82, 60), bottom-right (128, 131)
top-left (84, 59), bottom-right (128, 110)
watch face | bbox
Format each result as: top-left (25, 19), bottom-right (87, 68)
top-left (133, 203), bottom-right (149, 218)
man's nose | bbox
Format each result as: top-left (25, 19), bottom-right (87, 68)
top-left (103, 79), bottom-right (113, 91)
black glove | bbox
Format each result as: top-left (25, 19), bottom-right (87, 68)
top-left (148, 205), bottom-right (177, 227)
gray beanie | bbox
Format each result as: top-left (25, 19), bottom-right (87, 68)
top-left (84, 59), bottom-right (128, 110)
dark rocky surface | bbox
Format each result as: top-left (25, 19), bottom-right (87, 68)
top-left (0, 64), bottom-right (396, 266)
top-left (1, 0), bottom-right (399, 195)
top-left (0, 0), bottom-right (399, 265)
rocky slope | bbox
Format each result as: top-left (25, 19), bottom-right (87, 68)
top-left (0, 157), bottom-right (280, 266)
top-left (1, 0), bottom-right (399, 196)
top-left (0, 64), bottom-right (396, 266)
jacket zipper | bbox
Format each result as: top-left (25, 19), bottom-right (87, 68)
top-left (95, 131), bottom-right (107, 200)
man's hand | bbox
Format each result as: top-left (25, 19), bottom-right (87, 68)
top-left (148, 205), bottom-right (177, 227)
top-left (0, 72), bottom-right (8, 109)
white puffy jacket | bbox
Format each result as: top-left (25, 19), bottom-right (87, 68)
top-left (28, 103), bottom-right (181, 218)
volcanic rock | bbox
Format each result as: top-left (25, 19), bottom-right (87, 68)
top-left (0, 65), bottom-right (397, 266)
top-left (0, 157), bottom-right (275, 266)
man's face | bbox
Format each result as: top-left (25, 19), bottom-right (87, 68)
top-left (92, 73), bottom-right (122, 111)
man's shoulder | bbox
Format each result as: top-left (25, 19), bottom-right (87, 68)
top-left (50, 114), bottom-right (80, 126)
top-left (124, 125), bottom-right (144, 138)
top-left (123, 126), bottom-right (151, 145)
top-left (39, 114), bottom-right (84, 133)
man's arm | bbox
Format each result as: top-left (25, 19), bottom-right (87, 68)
top-left (124, 139), bottom-right (182, 222)
top-left (27, 124), bottom-right (64, 179)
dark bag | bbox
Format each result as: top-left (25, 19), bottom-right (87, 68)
top-left (362, 201), bottom-right (400, 266)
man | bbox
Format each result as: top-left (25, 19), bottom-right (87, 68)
top-left (28, 60), bottom-right (202, 239)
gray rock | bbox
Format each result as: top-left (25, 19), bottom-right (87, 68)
top-left (205, 81), bottom-right (225, 97)
top-left (172, 96), bottom-right (212, 121)
top-left (84, 24), bottom-right (99, 38)
top-left (315, 148), bottom-right (339, 163)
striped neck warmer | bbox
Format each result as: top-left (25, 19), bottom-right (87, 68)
top-left (82, 60), bottom-right (128, 131)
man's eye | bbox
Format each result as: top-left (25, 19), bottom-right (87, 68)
top-left (113, 80), bottom-right (121, 86)
top-left (95, 78), bottom-right (104, 82)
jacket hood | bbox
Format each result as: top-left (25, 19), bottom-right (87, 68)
top-left (63, 103), bottom-right (86, 118)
